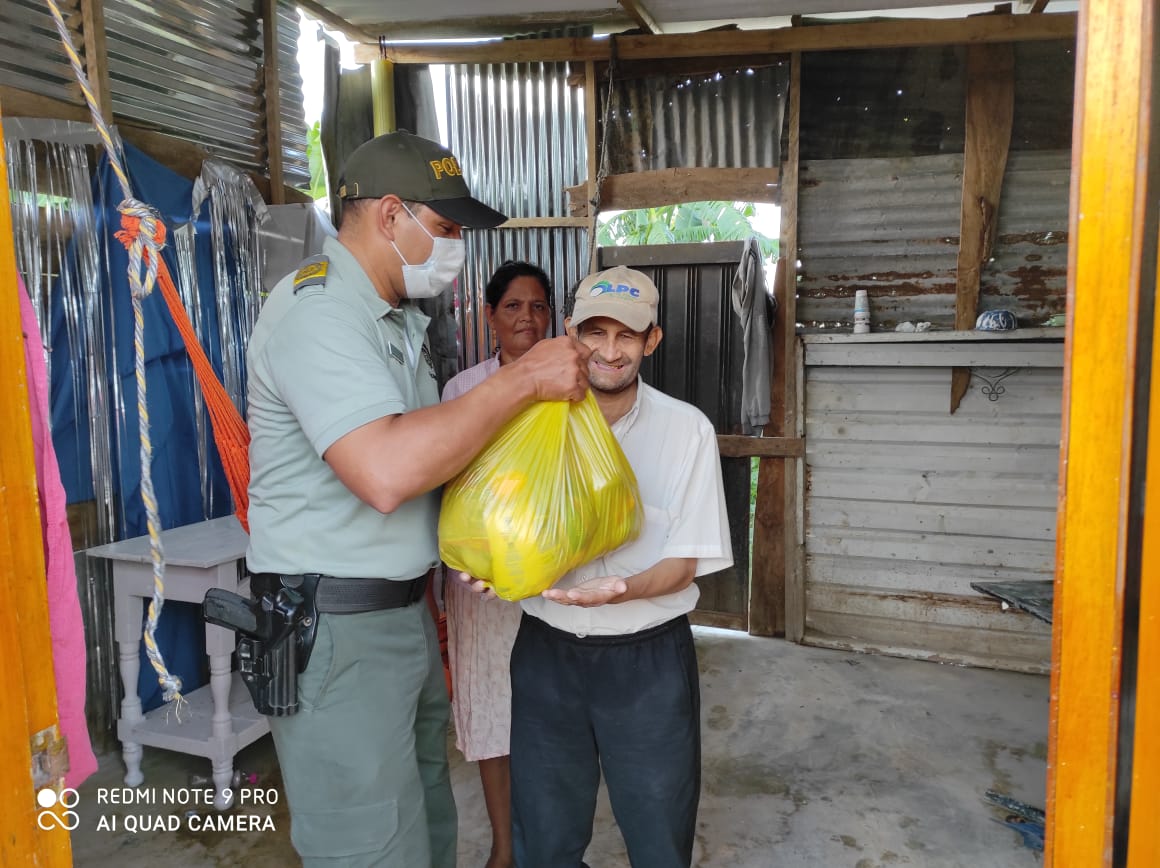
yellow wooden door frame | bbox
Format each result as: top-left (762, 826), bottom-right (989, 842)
top-left (0, 103), bottom-right (73, 865)
top-left (1048, 0), bottom-right (1158, 863)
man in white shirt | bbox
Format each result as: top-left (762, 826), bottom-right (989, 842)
top-left (511, 265), bottom-right (734, 868)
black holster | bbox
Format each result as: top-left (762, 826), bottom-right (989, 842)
top-left (202, 574), bottom-right (321, 717)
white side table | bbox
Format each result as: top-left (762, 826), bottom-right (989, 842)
top-left (87, 515), bottom-right (269, 810)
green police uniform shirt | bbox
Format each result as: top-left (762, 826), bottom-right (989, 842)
top-left (245, 235), bottom-right (441, 579)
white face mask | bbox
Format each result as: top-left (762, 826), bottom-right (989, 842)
top-left (390, 203), bottom-right (465, 299)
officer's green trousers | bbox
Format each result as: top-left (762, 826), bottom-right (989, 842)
top-left (269, 600), bottom-right (456, 867)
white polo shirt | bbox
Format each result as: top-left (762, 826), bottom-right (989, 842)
top-left (522, 380), bottom-right (733, 636)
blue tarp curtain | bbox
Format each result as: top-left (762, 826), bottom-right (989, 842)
top-left (51, 142), bottom-right (235, 711)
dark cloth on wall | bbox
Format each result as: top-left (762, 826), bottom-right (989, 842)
top-left (731, 237), bottom-right (773, 434)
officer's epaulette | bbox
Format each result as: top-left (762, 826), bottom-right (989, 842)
top-left (293, 255), bottom-right (329, 294)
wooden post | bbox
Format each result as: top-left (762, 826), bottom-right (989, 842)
top-left (750, 51), bottom-right (800, 639)
top-left (0, 105), bottom-right (72, 868)
top-left (261, 0), bottom-right (285, 205)
top-left (79, 0), bottom-right (113, 121)
top-left (617, 0), bottom-right (662, 34)
top-left (1046, 0), bottom-right (1156, 862)
top-left (950, 41), bottom-right (1014, 413)
top-left (585, 60), bottom-right (599, 273)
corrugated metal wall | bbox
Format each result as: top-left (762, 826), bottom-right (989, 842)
top-left (802, 337), bottom-right (1060, 672)
top-left (794, 39), bottom-right (1073, 332)
top-left (600, 242), bottom-right (750, 624)
top-left (797, 150), bottom-right (1070, 331)
top-left (0, 0), bottom-right (85, 103)
top-left (798, 40), bottom-right (1073, 161)
top-left (443, 60), bottom-right (589, 366)
top-left (277, 1), bottom-right (310, 188)
top-left (0, 0), bottom-right (306, 189)
top-left (604, 63), bottom-right (788, 174)
top-left (104, 0), bottom-right (265, 172)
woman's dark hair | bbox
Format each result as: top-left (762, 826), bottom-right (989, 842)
top-left (485, 260), bottom-right (554, 309)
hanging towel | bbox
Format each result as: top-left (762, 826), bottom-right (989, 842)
top-left (19, 275), bottom-right (98, 789)
top-left (731, 237), bottom-right (774, 434)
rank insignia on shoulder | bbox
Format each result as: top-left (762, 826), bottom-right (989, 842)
top-left (293, 255), bottom-right (329, 293)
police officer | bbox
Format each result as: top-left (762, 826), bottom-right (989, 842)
top-left (245, 131), bottom-right (589, 867)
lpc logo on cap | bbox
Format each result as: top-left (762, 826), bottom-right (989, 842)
top-left (337, 130), bottom-right (506, 229)
top-left (571, 266), bottom-right (659, 333)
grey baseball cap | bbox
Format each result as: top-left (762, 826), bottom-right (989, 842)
top-left (337, 130), bottom-right (507, 229)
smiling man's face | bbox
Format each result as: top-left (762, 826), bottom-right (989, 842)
top-left (570, 316), bottom-right (663, 395)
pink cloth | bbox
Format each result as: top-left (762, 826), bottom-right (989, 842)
top-left (441, 355), bottom-right (524, 761)
top-left (19, 277), bottom-right (98, 788)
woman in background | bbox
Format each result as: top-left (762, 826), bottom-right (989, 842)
top-left (442, 260), bottom-right (554, 868)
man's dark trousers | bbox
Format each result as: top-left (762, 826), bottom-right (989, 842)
top-left (510, 613), bottom-right (701, 868)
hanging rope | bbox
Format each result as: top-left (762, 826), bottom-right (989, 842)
top-left (44, 0), bottom-right (253, 704)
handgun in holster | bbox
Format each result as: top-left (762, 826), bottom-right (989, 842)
top-left (202, 574), bottom-right (321, 717)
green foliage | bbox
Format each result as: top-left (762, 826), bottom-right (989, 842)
top-left (303, 120), bottom-right (329, 201)
top-left (597, 201), bottom-right (778, 259)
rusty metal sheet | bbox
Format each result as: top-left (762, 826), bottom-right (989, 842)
top-left (797, 151), bottom-right (1070, 332)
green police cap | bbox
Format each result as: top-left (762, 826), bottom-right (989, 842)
top-left (337, 130), bottom-right (507, 229)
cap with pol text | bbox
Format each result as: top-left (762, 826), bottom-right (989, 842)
top-left (570, 266), bottom-right (659, 333)
top-left (337, 130), bottom-right (507, 229)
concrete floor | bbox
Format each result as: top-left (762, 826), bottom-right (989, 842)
top-left (69, 628), bottom-right (1049, 868)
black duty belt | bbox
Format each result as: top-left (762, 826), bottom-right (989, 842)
top-left (250, 569), bottom-right (431, 614)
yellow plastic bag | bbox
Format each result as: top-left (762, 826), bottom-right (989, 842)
top-left (439, 392), bottom-right (642, 601)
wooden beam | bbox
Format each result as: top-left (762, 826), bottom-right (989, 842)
top-left (950, 41), bottom-right (1015, 413)
top-left (79, 0), bottom-right (112, 121)
top-left (568, 55), bottom-right (786, 88)
top-left (688, 610), bottom-right (746, 631)
top-left (783, 52), bottom-right (805, 643)
top-left (716, 435), bottom-right (804, 459)
top-left (1030, 0), bottom-right (1050, 12)
top-left (749, 52), bottom-right (801, 641)
top-left (354, 13), bottom-right (1077, 66)
top-left (498, 217), bottom-right (590, 229)
top-left (0, 104), bottom-right (72, 868)
top-left (567, 167), bottom-right (780, 217)
top-left (261, 0), bottom-right (284, 205)
top-left (618, 0), bottom-right (662, 35)
top-left (1045, 0), bottom-right (1154, 861)
top-left (295, 0), bottom-right (375, 44)
top-left (0, 85), bottom-right (89, 124)
top-left (585, 60), bottom-right (599, 273)
top-left (0, 85), bottom-right (309, 205)
top-left (362, 9), bottom-right (631, 41)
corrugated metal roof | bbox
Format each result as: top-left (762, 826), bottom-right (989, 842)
top-left (797, 150), bottom-right (1070, 331)
top-left (314, 0), bottom-right (995, 31)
